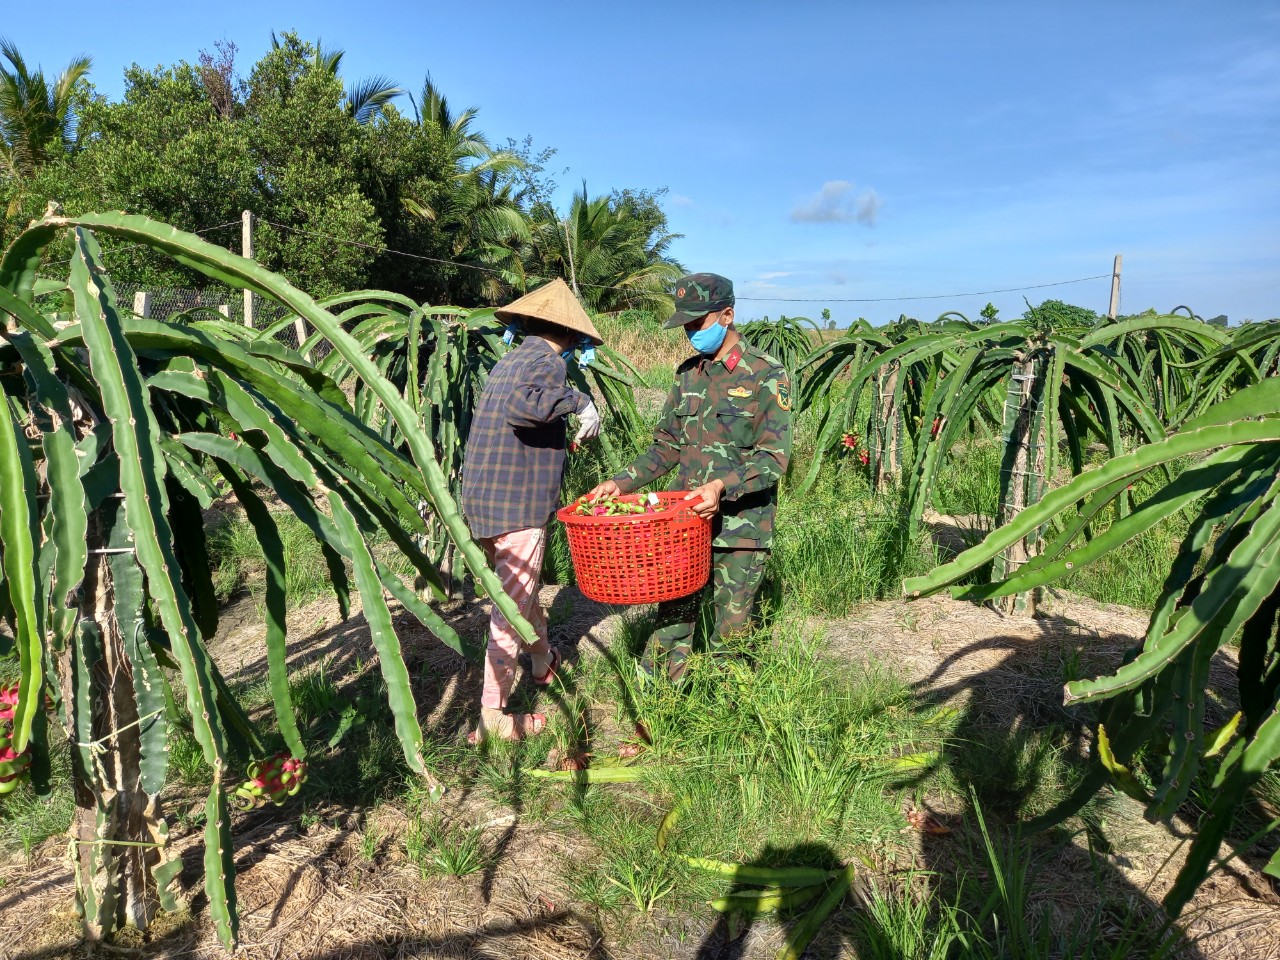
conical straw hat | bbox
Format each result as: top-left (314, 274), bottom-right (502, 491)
top-left (495, 278), bottom-right (603, 345)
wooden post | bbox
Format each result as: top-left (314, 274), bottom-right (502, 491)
top-left (132, 291), bottom-right (151, 319)
top-left (218, 305), bottom-right (230, 318)
top-left (242, 210), bottom-right (254, 328)
top-left (877, 361), bottom-right (900, 492)
top-left (997, 352), bottom-right (1040, 616)
top-left (1108, 254), bottom-right (1123, 319)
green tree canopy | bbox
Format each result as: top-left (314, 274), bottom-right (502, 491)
top-left (2, 34), bottom-right (683, 309)
top-left (1020, 298), bottom-right (1100, 329)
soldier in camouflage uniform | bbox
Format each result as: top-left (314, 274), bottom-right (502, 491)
top-left (587, 273), bottom-right (792, 681)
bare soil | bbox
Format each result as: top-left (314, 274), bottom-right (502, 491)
top-left (4, 586), bottom-right (1279, 959)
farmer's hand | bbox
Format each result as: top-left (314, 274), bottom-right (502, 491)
top-left (684, 480), bottom-right (725, 519)
top-left (585, 479), bottom-right (620, 502)
top-left (574, 399), bottom-right (601, 444)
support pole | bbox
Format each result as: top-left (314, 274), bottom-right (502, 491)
top-left (242, 210), bottom-right (254, 328)
top-left (1108, 254), bottom-right (1123, 320)
top-left (132, 291), bottom-right (151, 319)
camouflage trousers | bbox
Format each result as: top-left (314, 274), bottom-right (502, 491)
top-left (641, 548), bottom-right (769, 683)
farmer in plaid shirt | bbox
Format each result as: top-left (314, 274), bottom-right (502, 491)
top-left (461, 279), bottom-right (603, 742)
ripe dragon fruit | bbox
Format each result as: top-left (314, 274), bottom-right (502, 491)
top-left (0, 684), bottom-right (31, 795)
top-left (0, 682), bottom-right (17, 725)
top-left (233, 752), bottom-right (308, 808)
top-left (0, 741), bottom-right (31, 794)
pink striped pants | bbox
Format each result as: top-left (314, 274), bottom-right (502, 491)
top-left (479, 527), bottom-right (553, 709)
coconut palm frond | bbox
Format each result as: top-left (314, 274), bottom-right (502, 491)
top-left (345, 75), bottom-right (404, 124)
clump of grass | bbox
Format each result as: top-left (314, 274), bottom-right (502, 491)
top-left (850, 813), bottom-right (1189, 960)
top-left (770, 470), bottom-right (936, 614)
top-left (167, 728), bottom-right (208, 788)
top-left (207, 509), bottom-right (334, 608)
top-left (0, 740), bottom-right (74, 862)
top-left (928, 438), bottom-right (1003, 520)
top-left (404, 813), bottom-right (491, 877)
top-left (852, 878), bottom-right (963, 960)
top-left (288, 668), bottom-right (415, 805)
top-left (560, 788), bottom-right (685, 917)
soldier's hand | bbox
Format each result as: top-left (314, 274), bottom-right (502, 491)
top-left (684, 480), bottom-right (725, 519)
top-left (585, 480), bottom-right (620, 502)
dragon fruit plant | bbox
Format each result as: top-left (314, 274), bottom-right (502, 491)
top-left (0, 211), bottom-right (547, 947)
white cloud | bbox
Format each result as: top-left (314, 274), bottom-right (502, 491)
top-left (791, 181), bottom-right (881, 226)
top-left (757, 271), bottom-right (793, 280)
top-left (669, 193), bottom-right (695, 207)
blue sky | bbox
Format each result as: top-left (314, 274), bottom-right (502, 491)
top-left (5, 1), bottom-right (1278, 324)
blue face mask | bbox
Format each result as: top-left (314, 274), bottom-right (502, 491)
top-left (687, 318), bottom-right (728, 355)
top-left (562, 336), bottom-right (596, 366)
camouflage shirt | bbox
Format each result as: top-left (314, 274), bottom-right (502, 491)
top-left (613, 338), bottom-right (792, 549)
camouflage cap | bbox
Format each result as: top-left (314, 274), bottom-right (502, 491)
top-left (664, 273), bottom-right (735, 329)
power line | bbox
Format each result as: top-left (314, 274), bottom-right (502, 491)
top-left (263, 220), bottom-right (513, 277)
top-left (260, 219), bottom-right (1112, 305)
top-left (733, 274), bottom-right (1113, 304)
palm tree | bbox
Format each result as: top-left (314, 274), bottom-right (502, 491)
top-left (403, 74), bottom-right (531, 302)
top-left (269, 32), bottom-right (402, 124)
top-left (407, 74), bottom-right (519, 174)
top-left (0, 38), bottom-right (91, 180)
top-left (530, 184), bottom-right (683, 315)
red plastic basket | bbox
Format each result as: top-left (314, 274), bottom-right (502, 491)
top-left (556, 492), bottom-right (712, 605)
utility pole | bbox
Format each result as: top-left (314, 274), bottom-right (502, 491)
top-left (1108, 254), bottom-right (1123, 320)
top-left (242, 210), bottom-right (254, 328)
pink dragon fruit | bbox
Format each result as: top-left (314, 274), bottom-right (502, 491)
top-left (233, 752), bottom-right (308, 808)
top-left (0, 682), bottom-right (18, 725)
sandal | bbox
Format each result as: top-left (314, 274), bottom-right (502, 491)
top-left (468, 710), bottom-right (547, 745)
top-left (532, 647), bottom-right (562, 687)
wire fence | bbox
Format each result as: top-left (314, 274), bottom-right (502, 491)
top-left (112, 281), bottom-right (307, 351)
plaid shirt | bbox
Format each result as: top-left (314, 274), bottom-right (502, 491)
top-left (461, 337), bottom-right (589, 539)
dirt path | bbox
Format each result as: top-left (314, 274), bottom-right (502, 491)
top-left (4, 588), bottom-right (1279, 959)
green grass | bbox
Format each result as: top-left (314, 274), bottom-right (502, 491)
top-left (208, 508), bottom-right (335, 607)
top-left (769, 469), bottom-right (936, 614)
top-left (860, 807), bottom-right (1188, 960)
top-left (404, 812), bottom-right (492, 878)
top-left (529, 620), bottom-right (947, 917)
top-left (0, 741), bottom-right (74, 868)
top-left (0, 659), bottom-right (74, 866)
top-left (457, 614), bottom-right (1198, 956)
